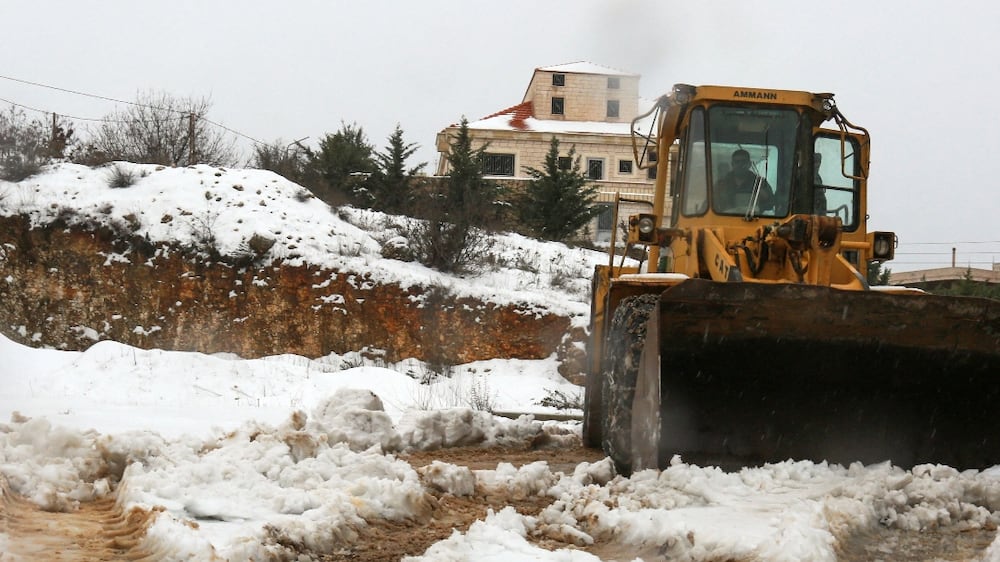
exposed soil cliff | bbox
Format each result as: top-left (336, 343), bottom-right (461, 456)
top-left (0, 214), bottom-right (582, 367)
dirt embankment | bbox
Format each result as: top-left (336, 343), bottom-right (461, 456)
top-left (0, 214), bottom-right (581, 367)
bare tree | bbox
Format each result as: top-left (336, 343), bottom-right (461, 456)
top-left (80, 91), bottom-right (238, 166)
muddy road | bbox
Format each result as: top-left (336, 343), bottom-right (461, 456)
top-left (2, 445), bottom-right (996, 561)
top-left (0, 476), bottom-right (163, 561)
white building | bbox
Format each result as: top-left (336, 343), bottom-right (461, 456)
top-left (435, 62), bottom-right (667, 242)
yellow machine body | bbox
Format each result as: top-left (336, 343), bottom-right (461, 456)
top-left (583, 84), bottom-right (1000, 473)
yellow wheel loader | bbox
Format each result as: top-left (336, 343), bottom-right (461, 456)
top-left (582, 84), bottom-right (1000, 473)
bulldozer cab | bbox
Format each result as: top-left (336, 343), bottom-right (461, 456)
top-left (631, 85), bottom-right (885, 278)
top-left (674, 107), bottom-right (866, 224)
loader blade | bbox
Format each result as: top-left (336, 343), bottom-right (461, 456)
top-left (649, 279), bottom-right (1000, 470)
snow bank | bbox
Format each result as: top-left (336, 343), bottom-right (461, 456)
top-left (3, 332), bottom-right (999, 559)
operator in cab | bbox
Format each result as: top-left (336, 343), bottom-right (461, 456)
top-left (715, 149), bottom-right (774, 213)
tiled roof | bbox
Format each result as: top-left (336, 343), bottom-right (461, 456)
top-left (479, 101), bottom-right (534, 130)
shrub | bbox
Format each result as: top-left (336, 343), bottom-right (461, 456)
top-left (1, 158), bottom-right (41, 182)
top-left (107, 164), bottom-right (138, 188)
top-left (405, 218), bottom-right (493, 274)
top-left (465, 375), bottom-right (497, 413)
top-left (251, 138), bottom-right (311, 186)
top-left (0, 106), bottom-right (60, 182)
top-left (536, 388), bottom-right (583, 410)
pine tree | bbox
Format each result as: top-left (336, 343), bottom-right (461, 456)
top-left (866, 260), bottom-right (892, 286)
top-left (518, 137), bottom-right (602, 242)
top-left (441, 117), bottom-right (501, 228)
top-left (409, 117), bottom-right (497, 273)
top-left (368, 124), bottom-right (426, 214)
top-left (307, 122), bottom-right (375, 206)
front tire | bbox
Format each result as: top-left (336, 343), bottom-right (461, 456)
top-left (600, 294), bottom-right (659, 476)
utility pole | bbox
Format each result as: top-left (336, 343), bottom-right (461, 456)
top-left (188, 113), bottom-right (196, 166)
top-left (50, 113), bottom-right (57, 158)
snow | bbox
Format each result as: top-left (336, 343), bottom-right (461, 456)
top-left (537, 62), bottom-right (638, 77)
top-left (465, 99), bottom-right (660, 138)
top-left (2, 163), bottom-right (1000, 560)
top-left (0, 162), bottom-right (605, 326)
top-left (468, 113), bottom-right (637, 136)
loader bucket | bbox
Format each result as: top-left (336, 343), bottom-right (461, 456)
top-left (632, 279), bottom-right (1000, 470)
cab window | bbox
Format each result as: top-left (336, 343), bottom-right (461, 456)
top-left (707, 106), bottom-right (799, 218)
top-left (813, 135), bottom-right (860, 230)
top-left (679, 107), bottom-right (708, 216)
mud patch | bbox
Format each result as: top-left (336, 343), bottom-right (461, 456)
top-left (295, 444), bottom-right (606, 561)
top-left (836, 525), bottom-right (997, 561)
top-left (1, 475), bottom-right (162, 561)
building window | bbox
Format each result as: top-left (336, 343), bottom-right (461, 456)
top-left (607, 76), bottom-right (620, 89)
top-left (595, 203), bottom-right (614, 243)
top-left (647, 166), bottom-right (657, 180)
top-left (551, 97), bottom-right (564, 115)
top-left (607, 100), bottom-right (620, 118)
top-left (619, 160), bottom-right (633, 174)
top-left (587, 158), bottom-right (604, 180)
top-left (558, 156), bottom-right (573, 171)
top-left (552, 73), bottom-right (565, 86)
top-left (482, 153), bottom-right (515, 176)
top-left (596, 204), bottom-right (614, 231)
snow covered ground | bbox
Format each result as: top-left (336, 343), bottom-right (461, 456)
top-left (3, 334), bottom-right (1000, 561)
top-left (2, 163), bottom-right (1000, 560)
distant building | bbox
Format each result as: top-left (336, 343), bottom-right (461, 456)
top-left (435, 62), bottom-right (665, 243)
top-left (890, 265), bottom-right (1000, 291)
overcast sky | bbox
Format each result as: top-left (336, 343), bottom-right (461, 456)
top-left (3, 0), bottom-right (998, 272)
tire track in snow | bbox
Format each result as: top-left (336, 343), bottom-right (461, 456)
top-left (0, 475), bottom-right (162, 561)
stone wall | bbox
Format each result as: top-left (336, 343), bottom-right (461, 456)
top-left (526, 69), bottom-right (640, 122)
top-left (0, 214), bottom-right (581, 367)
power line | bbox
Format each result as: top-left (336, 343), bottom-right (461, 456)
top-left (201, 116), bottom-right (265, 146)
top-left (0, 96), bottom-right (131, 123)
top-left (0, 73), bottom-right (267, 145)
top-left (0, 73), bottom-right (160, 110)
top-left (900, 240), bottom-right (1000, 245)
top-left (896, 250), bottom-right (999, 255)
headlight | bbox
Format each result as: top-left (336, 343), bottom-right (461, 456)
top-left (629, 213), bottom-right (659, 244)
top-left (638, 215), bottom-right (656, 236)
top-left (872, 231), bottom-right (895, 261)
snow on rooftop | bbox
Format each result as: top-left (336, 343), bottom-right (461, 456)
top-left (465, 97), bottom-right (658, 136)
top-left (467, 114), bottom-right (635, 136)
top-left (537, 61), bottom-right (638, 77)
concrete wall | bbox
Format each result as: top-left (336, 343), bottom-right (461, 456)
top-left (525, 69), bottom-right (640, 122)
top-left (466, 131), bottom-right (647, 183)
